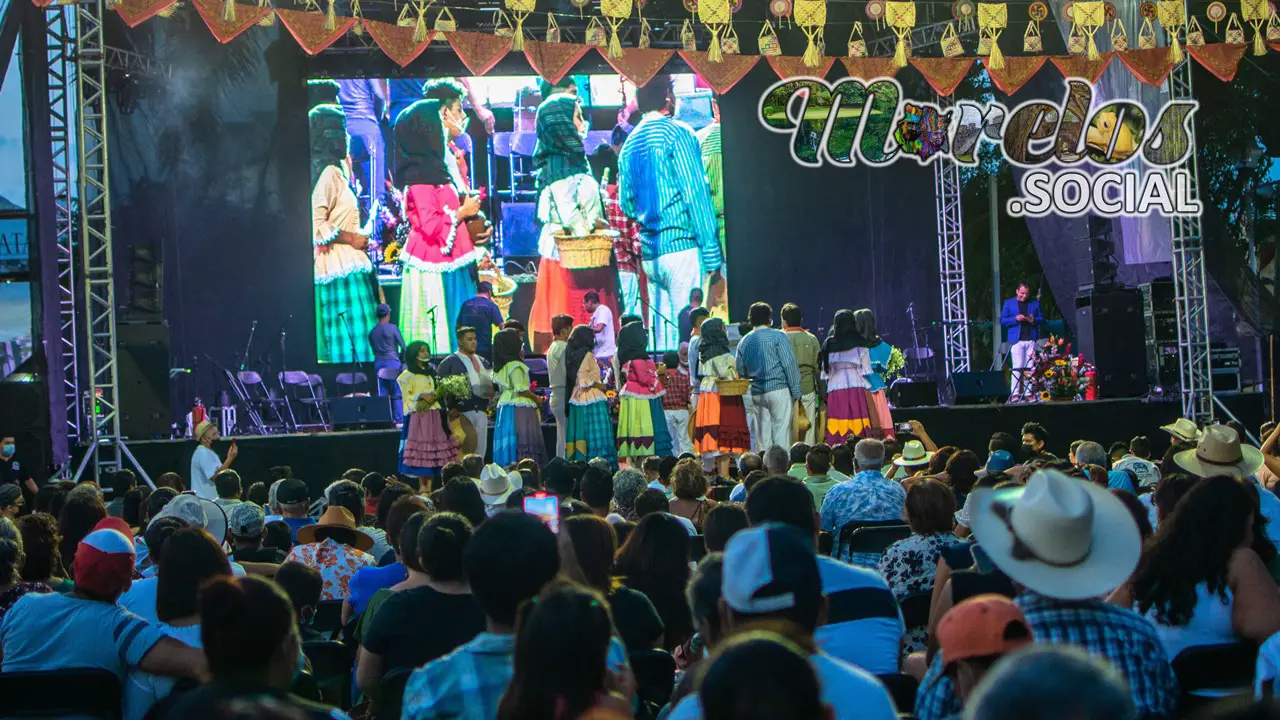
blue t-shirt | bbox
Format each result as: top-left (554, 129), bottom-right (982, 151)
top-left (455, 297), bottom-right (505, 356)
top-left (284, 517), bottom-right (317, 542)
top-left (0, 592), bottom-right (167, 679)
top-left (814, 555), bottom-right (905, 675)
top-left (347, 562), bottom-right (408, 616)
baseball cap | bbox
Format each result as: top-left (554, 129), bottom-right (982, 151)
top-left (986, 450), bottom-right (1015, 474)
top-left (721, 523), bottom-right (821, 615)
top-left (376, 303), bottom-right (392, 318)
top-left (277, 478), bottom-right (310, 505)
top-left (150, 494), bottom-right (228, 546)
top-left (936, 594), bottom-right (1034, 665)
top-left (228, 502), bottom-right (266, 538)
top-left (74, 528), bottom-right (137, 599)
top-left (0, 483), bottom-right (22, 508)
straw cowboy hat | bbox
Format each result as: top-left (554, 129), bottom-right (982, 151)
top-left (297, 506), bottom-right (374, 551)
top-left (1160, 417), bottom-right (1202, 444)
top-left (968, 469), bottom-right (1141, 600)
top-left (448, 412), bottom-right (478, 458)
top-left (893, 440), bottom-right (934, 468)
top-left (479, 463), bottom-right (522, 506)
top-left (1174, 425), bottom-right (1264, 479)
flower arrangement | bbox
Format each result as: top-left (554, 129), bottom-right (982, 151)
top-left (884, 345), bottom-right (906, 382)
top-left (379, 186), bottom-right (411, 266)
top-left (1032, 335), bottom-right (1095, 401)
top-left (435, 375), bottom-right (475, 408)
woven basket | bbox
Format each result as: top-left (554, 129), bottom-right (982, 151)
top-left (478, 271), bottom-right (518, 318)
top-left (555, 232), bottom-right (614, 270)
top-left (716, 378), bottom-right (751, 396)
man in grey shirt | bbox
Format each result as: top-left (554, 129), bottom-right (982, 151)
top-left (368, 304), bottom-right (406, 422)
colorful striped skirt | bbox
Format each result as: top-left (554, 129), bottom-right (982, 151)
top-left (617, 395), bottom-right (657, 458)
top-left (315, 272), bottom-right (377, 364)
top-left (400, 263), bottom-right (476, 354)
top-left (567, 399), bottom-right (617, 463)
top-left (648, 397), bottom-right (673, 458)
top-left (493, 403), bottom-right (548, 467)
top-left (826, 386), bottom-right (875, 445)
top-left (399, 409), bottom-right (456, 475)
top-left (867, 389), bottom-right (896, 440)
top-left (693, 391), bottom-right (750, 455)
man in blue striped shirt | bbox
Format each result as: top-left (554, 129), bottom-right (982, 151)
top-left (618, 75), bottom-right (722, 353)
top-left (736, 302), bottom-right (802, 452)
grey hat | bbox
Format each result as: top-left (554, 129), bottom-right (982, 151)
top-left (0, 484), bottom-right (21, 507)
top-left (228, 502), bottom-right (266, 539)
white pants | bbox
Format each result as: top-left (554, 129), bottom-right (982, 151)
top-left (799, 392), bottom-right (818, 445)
top-left (752, 388), bottom-right (794, 452)
top-left (642, 248), bottom-right (700, 353)
top-left (463, 410), bottom-right (489, 462)
top-left (1010, 340), bottom-right (1037, 398)
top-left (742, 393), bottom-right (757, 450)
top-left (550, 393), bottom-right (567, 459)
top-left (665, 409), bottom-right (694, 457)
top-left (618, 270), bottom-right (642, 319)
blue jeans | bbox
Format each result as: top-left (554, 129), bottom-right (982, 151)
top-left (347, 119), bottom-right (385, 228)
top-left (375, 359), bottom-right (403, 422)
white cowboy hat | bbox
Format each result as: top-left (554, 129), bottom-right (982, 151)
top-left (893, 440), bottom-right (934, 467)
top-left (1160, 417), bottom-right (1202, 444)
top-left (479, 463), bottom-right (522, 506)
top-left (1173, 425), bottom-right (1264, 479)
top-left (968, 469), bottom-right (1140, 600)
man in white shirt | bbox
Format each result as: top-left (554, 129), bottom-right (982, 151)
top-left (546, 314), bottom-right (574, 459)
top-left (190, 420), bottom-right (235, 500)
top-left (1111, 435), bottom-right (1161, 488)
top-left (585, 291), bottom-right (616, 364)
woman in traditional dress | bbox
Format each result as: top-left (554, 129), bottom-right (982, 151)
top-left (616, 322), bottom-right (671, 461)
top-left (822, 309), bottom-right (876, 444)
top-left (692, 319), bottom-right (749, 478)
top-left (397, 340), bottom-right (458, 479)
top-left (310, 105), bottom-right (378, 364)
top-left (855, 308), bottom-right (896, 440)
top-left (491, 329), bottom-right (548, 467)
top-left (395, 98), bottom-right (480, 354)
top-left (564, 325), bottom-right (615, 463)
top-left (528, 92), bottom-right (619, 351)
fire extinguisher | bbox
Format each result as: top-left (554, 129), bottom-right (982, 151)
top-left (1084, 369), bottom-right (1098, 401)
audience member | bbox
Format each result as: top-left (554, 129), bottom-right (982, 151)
top-left (763, 445), bottom-right (789, 475)
top-left (669, 458), bottom-right (717, 530)
top-left (33, 483), bottom-right (68, 518)
top-left (497, 583), bottom-right (634, 720)
top-left (437, 478), bottom-right (489, 528)
top-left (745, 476), bottom-right (904, 675)
top-left (607, 468), bottom-right (646, 523)
top-left (275, 478), bottom-right (316, 542)
top-left (1153, 472), bottom-right (1200, 523)
top-left (0, 484), bottom-right (22, 521)
top-left (934, 595), bottom-right (1033, 708)
top-left (213, 470), bottom-right (243, 513)
top-left (579, 467), bottom-right (614, 517)
top-left (348, 495), bottom-right (427, 621)
top-left (361, 472), bottom-right (387, 518)
top-left (358, 513), bottom-right (484, 695)
top-left (943, 450), bottom-right (982, 503)
top-left (927, 446), bottom-right (957, 477)
top-left (558, 514), bottom-right (663, 652)
top-left (0, 518), bottom-right (46, 623)
top-left (245, 481), bottom-right (269, 508)
top-left (16, 512), bottom-right (71, 592)
top-left (263, 520), bottom-right (294, 555)
top-left (328, 478), bottom-right (390, 560)
top-left (58, 485), bottom-right (107, 577)
top-left (727, 453), bottom-right (762, 501)
top-left (702, 503), bottom-right (748, 552)
top-left (285, 506), bottom-right (375, 601)
top-left (106, 470), bottom-right (137, 518)
top-left (891, 440), bottom-right (935, 480)
top-left (1074, 441), bottom-right (1107, 468)
top-left (665, 524), bottom-right (897, 720)
top-left (1020, 423), bottom-right (1055, 461)
top-left (700, 631), bottom-right (828, 720)
top-left (1113, 435), bottom-right (1161, 488)
top-left (615, 512), bottom-right (694, 649)
top-left (878, 478), bottom-right (961, 650)
top-left (801, 444), bottom-right (841, 510)
top-left (787, 442), bottom-right (812, 479)
top-left (273, 561), bottom-right (324, 642)
top-left (820, 439), bottom-right (906, 566)
top-left (1176, 425), bottom-right (1280, 546)
top-left (1110, 488), bottom-right (1153, 540)
top-left (154, 472), bottom-right (186, 492)
top-left (228, 502), bottom-right (286, 564)
top-left (963, 646), bottom-right (1135, 720)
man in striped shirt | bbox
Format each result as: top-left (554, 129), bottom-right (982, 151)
top-left (618, 75), bottom-right (722, 353)
top-left (736, 302), bottom-right (802, 452)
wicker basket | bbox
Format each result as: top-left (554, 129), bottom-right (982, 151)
top-left (716, 378), bottom-right (751, 396)
top-left (478, 271), bottom-right (518, 318)
top-left (555, 231), bottom-right (615, 270)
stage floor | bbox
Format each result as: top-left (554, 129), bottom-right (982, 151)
top-left (116, 392), bottom-right (1266, 496)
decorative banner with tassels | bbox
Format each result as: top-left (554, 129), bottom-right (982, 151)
top-left (523, 38), bottom-right (590, 83)
top-left (192, 0), bottom-right (271, 42)
top-left (793, 0), bottom-right (826, 68)
top-left (1156, 0), bottom-right (1185, 63)
top-left (698, 0), bottom-right (731, 61)
top-left (276, 6), bottom-right (356, 54)
top-left (977, 2), bottom-right (1006, 69)
top-left (600, 0), bottom-right (631, 57)
top-left (364, 17), bottom-right (435, 66)
top-left (1073, 1), bottom-right (1106, 59)
top-left (504, 0), bottom-right (534, 50)
top-left (1242, 0), bottom-right (1270, 54)
top-left (885, 0), bottom-right (915, 67)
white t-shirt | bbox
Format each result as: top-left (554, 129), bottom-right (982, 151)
top-left (592, 305), bottom-right (616, 359)
top-left (190, 445), bottom-right (221, 500)
top-left (124, 622), bottom-right (203, 720)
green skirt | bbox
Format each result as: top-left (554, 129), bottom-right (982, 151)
top-left (315, 272), bottom-right (377, 364)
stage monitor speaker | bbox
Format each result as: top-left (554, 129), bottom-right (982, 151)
top-left (951, 371), bottom-right (1009, 405)
top-left (1076, 288), bottom-right (1147, 398)
top-left (117, 322), bottom-right (172, 439)
top-left (889, 380), bottom-right (939, 408)
top-left (331, 396), bottom-right (394, 430)
top-left (499, 202), bottom-right (539, 258)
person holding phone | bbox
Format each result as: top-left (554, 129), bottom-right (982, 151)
top-left (190, 420), bottom-right (236, 501)
top-left (1000, 282), bottom-right (1044, 402)
top-left (395, 97), bottom-right (481, 354)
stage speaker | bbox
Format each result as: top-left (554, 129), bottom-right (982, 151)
top-left (331, 395), bottom-right (394, 430)
top-left (1076, 288), bottom-right (1147, 398)
top-left (117, 321), bottom-right (172, 439)
top-left (499, 202), bottom-right (539, 259)
top-left (889, 380), bottom-right (939, 408)
top-left (951, 371), bottom-right (1009, 405)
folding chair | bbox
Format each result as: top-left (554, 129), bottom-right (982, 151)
top-left (336, 372), bottom-right (370, 397)
top-left (629, 650), bottom-right (677, 711)
top-left (0, 668), bottom-right (122, 719)
top-left (303, 640), bottom-right (358, 709)
top-left (837, 519), bottom-right (909, 559)
top-left (280, 370), bottom-right (330, 430)
top-left (1172, 641), bottom-right (1258, 712)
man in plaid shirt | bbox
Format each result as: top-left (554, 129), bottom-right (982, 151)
top-left (915, 470), bottom-right (1177, 720)
top-left (661, 346), bottom-right (695, 456)
top-left (602, 181), bottom-right (646, 319)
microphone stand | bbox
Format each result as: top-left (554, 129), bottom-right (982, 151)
top-left (338, 311), bottom-right (370, 394)
top-left (239, 320), bottom-right (258, 372)
top-left (279, 317), bottom-right (298, 432)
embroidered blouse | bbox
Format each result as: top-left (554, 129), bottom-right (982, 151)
top-left (824, 347), bottom-right (874, 392)
top-left (536, 173), bottom-right (605, 259)
top-left (495, 362), bottom-right (537, 408)
top-left (621, 359), bottom-right (665, 399)
top-left (397, 371), bottom-right (440, 414)
top-left (571, 354), bottom-right (608, 406)
top-left (698, 353), bottom-right (739, 393)
top-left (400, 183), bottom-right (479, 273)
top-left (311, 164), bottom-right (374, 284)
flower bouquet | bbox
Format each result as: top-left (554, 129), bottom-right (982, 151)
top-left (435, 375), bottom-right (475, 410)
top-left (378, 186), bottom-right (411, 267)
top-left (1032, 336), bottom-right (1095, 401)
top-left (884, 345), bottom-right (906, 382)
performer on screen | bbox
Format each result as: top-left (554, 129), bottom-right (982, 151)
top-left (618, 75), bottom-right (722, 352)
top-left (394, 99), bottom-right (480, 355)
top-left (397, 340), bottom-right (459, 480)
top-left (822, 309), bottom-right (875, 445)
top-left (854, 309), bottom-right (896, 440)
top-left (1000, 282), bottom-right (1044, 402)
top-left (310, 105), bottom-right (377, 364)
top-left (527, 91), bottom-right (618, 352)
top-left (592, 139), bottom-right (647, 320)
top-left (336, 79), bottom-right (389, 226)
top-left (696, 98), bottom-right (728, 320)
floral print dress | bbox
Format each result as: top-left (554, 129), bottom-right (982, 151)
top-left (877, 532), bottom-right (962, 652)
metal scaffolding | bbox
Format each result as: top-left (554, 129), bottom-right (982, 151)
top-left (73, 0), bottom-right (123, 480)
top-left (1167, 58), bottom-right (1214, 424)
top-left (934, 96), bottom-right (971, 378)
top-left (46, 5), bottom-right (80, 447)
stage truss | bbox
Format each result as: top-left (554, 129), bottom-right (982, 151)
top-left (934, 96), bottom-right (971, 378)
top-left (46, 5), bottom-right (80, 447)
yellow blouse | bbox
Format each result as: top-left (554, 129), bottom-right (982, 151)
top-left (495, 362), bottom-right (537, 408)
top-left (570, 353), bottom-right (607, 405)
top-left (397, 371), bottom-right (439, 415)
